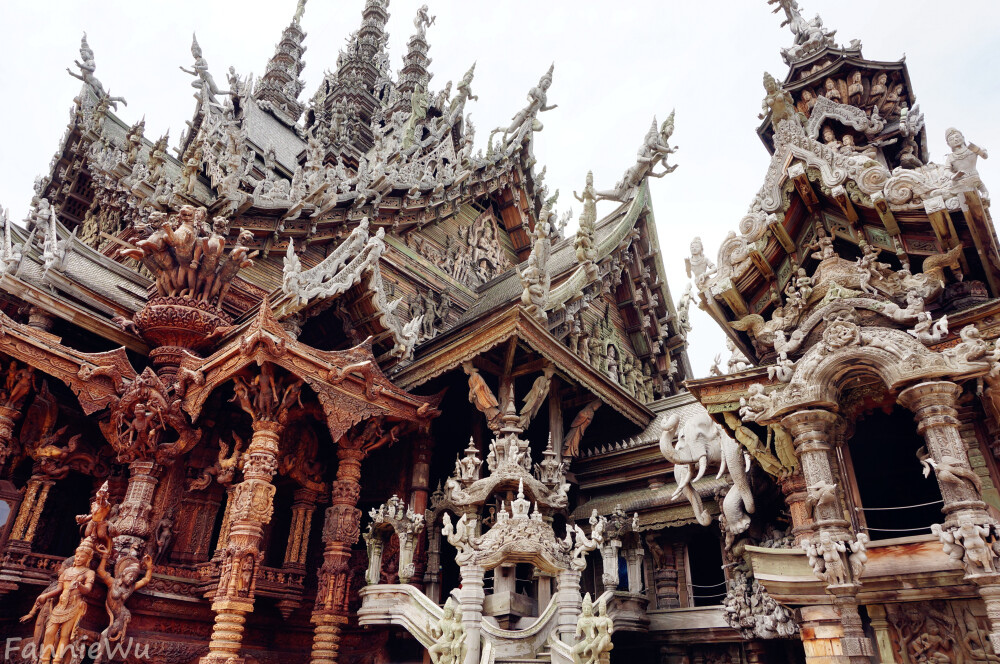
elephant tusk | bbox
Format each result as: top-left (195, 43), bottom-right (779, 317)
top-left (693, 456), bottom-right (708, 484)
top-left (745, 452), bottom-right (751, 473)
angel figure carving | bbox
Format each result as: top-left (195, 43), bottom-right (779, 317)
top-left (563, 400), bottom-right (602, 458)
top-left (462, 361), bottom-right (500, 426)
top-left (518, 366), bottom-right (555, 429)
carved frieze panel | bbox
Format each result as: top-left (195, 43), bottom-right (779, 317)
top-left (885, 599), bottom-right (997, 664)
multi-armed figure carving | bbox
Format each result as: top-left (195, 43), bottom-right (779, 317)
top-left (122, 205), bottom-right (257, 308)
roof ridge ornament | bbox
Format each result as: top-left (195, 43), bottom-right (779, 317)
top-left (766, 0), bottom-right (844, 65)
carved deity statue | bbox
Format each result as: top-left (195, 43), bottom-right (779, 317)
top-left (572, 593), bottom-right (613, 664)
top-left (760, 72), bottom-right (797, 130)
top-left (686, 237), bottom-right (716, 289)
top-left (427, 596), bottom-right (466, 664)
top-left (21, 538), bottom-right (97, 664)
top-left (492, 64), bottom-right (557, 147)
top-left (944, 127), bottom-right (989, 198)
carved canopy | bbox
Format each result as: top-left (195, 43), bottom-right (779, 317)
top-left (179, 300), bottom-right (441, 443)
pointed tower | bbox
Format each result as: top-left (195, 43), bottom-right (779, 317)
top-left (253, 0), bottom-right (309, 124)
top-left (308, 0), bottom-right (391, 157)
top-left (397, 5), bottom-right (434, 99)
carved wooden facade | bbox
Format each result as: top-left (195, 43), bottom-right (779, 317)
top-left (0, 2), bottom-right (996, 664)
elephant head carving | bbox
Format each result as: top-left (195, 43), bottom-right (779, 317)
top-left (659, 410), bottom-right (756, 534)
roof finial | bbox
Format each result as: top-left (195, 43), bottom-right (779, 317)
top-left (766, 0), bottom-right (841, 65)
top-left (293, 0), bottom-right (307, 25)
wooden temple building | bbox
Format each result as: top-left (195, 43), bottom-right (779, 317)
top-left (0, 1), bottom-right (997, 664)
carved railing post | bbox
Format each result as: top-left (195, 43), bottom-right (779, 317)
top-left (555, 568), bottom-right (583, 643)
top-left (458, 563), bottom-right (486, 664)
top-left (201, 419), bottom-right (281, 664)
top-left (309, 446), bottom-right (364, 664)
top-left (899, 380), bottom-right (1000, 652)
top-left (782, 409), bottom-right (873, 664)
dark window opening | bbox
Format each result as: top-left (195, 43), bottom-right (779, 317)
top-left (849, 407), bottom-right (943, 540)
top-left (687, 528), bottom-right (725, 606)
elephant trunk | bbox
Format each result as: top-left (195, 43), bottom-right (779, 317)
top-left (686, 485), bottom-right (713, 527)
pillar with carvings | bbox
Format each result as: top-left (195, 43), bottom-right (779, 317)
top-left (6, 475), bottom-right (55, 553)
top-left (284, 488), bottom-right (320, 569)
top-left (898, 381), bottom-right (991, 523)
top-left (200, 419), bottom-right (282, 664)
top-left (114, 460), bottom-right (164, 559)
top-left (459, 563), bottom-right (486, 664)
top-left (782, 409), bottom-right (873, 664)
top-left (898, 380), bottom-right (1000, 652)
top-left (309, 445), bottom-right (365, 664)
top-left (409, 436), bottom-right (432, 589)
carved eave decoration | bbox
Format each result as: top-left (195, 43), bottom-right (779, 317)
top-left (179, 300), bottom-right (440, 442)
top-left (700, 111), bottom-right (999, 363)
top-left (394, 306), bottom-right (654, 427)
top-left (751, 318), bottom-right (993, 424)
top-left (272, 221), bottom-right (417, 361)
top-left (0, 307), bottom-right (133, 414)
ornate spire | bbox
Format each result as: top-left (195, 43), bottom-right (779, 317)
top-left (253, 0), bottom-right (309, 122)
top-left (357, 0), bottom-right (391, 62)
top-left (397, 4), bottom-right (435, 98)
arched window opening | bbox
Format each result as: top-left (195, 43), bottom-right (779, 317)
top-left (847, 406), bottom-right (943, 541)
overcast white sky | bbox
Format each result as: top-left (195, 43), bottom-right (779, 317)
top-left (1, 0), bottom-right (997, 377)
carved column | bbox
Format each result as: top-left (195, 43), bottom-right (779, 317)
top-left (458, 563), bottom-right (486, 664)
top-left (599, 540), bottom-right (620, 594)
top-left (781, 410), bottom-right (850, 535)
top-left (213, 486), bottom-right (236, 558)
top-left (782, 409), bottom-right (873, 664)
top-left (866, 604), bottom-right (898, 664)
top-left (409, 437), bottom-right (432, 589)
top-left (201, 419), bottom-right (281, 664)
top-left (625, 544), bottom-right (645, 594)
top-left (899, 380), bottom-right (1000, 652)
top-left (898, 381), bottom-right (990, 522)
top-left (651, 540), bottom-right (680, 609)
top-left (309, 446), bottom-right (364, 664)
top-left (7, 476), bottom-right (54, 551)
top-left (778, 468), bottom-right (813, 543)
top-left (423, 522), bottom-right (443, 603)
top-left (114, 460), bottom-right (163, 558)
top-left (284, 488), bottom-right (319, 568)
